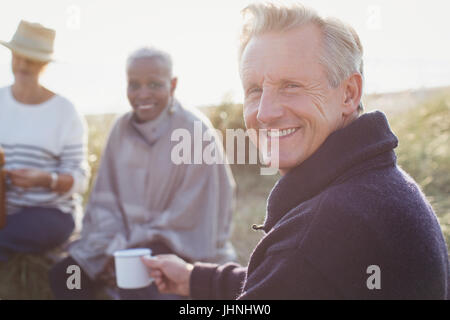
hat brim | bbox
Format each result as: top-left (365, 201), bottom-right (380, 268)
top-left (0, 40), bottom-right (55, 63)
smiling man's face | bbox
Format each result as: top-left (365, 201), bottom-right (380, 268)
top-left (241, 24), bottom-right (348, 174)
top-left (127, 57), bottom-right (177, 123)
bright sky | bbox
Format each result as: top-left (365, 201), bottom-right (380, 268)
top-left (1, 0), bottom-right (450, 114)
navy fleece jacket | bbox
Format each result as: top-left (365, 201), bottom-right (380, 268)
top-left (190, 111), bottom-right (450, 300)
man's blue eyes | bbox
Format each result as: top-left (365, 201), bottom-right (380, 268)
top-left (247, 84), bottom-right (300, 95)
top-left (248, 88), bottom-right (262, 95)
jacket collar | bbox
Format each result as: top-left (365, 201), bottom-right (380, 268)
top-left (130, 100), bottom-right (179, 146)
top-left (264, 111), bottom-right (398, 232)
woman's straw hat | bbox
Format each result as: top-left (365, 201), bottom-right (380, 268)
top-left (0, 20), bottom-right (56, 63)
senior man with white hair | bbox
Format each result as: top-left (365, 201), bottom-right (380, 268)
top-left (142, 2), bottom-right (450, 299)
top-left (49, 47), bottom-right (237, 300)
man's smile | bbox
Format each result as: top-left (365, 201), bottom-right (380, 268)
top-left (266, 126), bottom-right (302, 139)
top-left (137, 104), bottom-right (155, 111)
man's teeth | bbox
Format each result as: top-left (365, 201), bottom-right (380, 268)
top-left (267, 127), bottom-right (299, 138)
top-left (138, 104), bottom-right (154, 110)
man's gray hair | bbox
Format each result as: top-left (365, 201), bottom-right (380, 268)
top-left (126, 46), bottom-right (173, 76)
top-left (239, 2), bottom-right (364, 111)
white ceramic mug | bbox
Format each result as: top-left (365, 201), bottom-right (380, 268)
top-left (114, 248), bottom-right (153, 289)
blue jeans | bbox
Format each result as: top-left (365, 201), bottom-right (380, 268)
top-left (0, 207), bottom-right (75, 262)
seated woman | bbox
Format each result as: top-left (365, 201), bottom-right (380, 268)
top-left (49, 47), bottom-right (236, 300)
top-left (0, 20), bottom-right (89, 261)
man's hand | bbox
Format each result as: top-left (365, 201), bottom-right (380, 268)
top-left (141, 254), bottom-right (193, 297)
top-left (5, 168), bottom-right (50, 189)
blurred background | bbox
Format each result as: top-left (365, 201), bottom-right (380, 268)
top-left (0, 0), bottom-right (449, 299)
top-left (1, 0), bottom-right (450, 113)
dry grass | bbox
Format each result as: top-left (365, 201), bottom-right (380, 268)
top-left (1, 90), bottom-right (449, 299)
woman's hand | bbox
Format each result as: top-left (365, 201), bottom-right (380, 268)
top-left (6, 168), bottom-right (51, 189)
top-left (141, 254), bottom-right (193, 297)
top-left (5, 169), bottom-right (74, 192)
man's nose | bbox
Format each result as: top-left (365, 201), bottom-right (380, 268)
top-left (136, 87), bottom-right (153, 100)
top-left (256, 89), bottom-right (283, 125)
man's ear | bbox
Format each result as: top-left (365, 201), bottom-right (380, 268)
top-left (170, 77), bottom-right (178, 96)
top-left (342, 73), bottom-right (362, 116)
